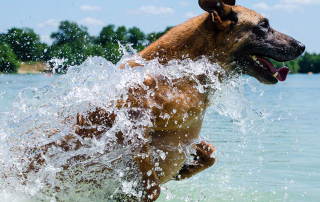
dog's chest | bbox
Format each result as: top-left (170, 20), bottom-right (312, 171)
top-left (141, 77), bottom-right (207, 130)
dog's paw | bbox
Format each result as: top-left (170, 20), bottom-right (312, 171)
top-left (195, 141), bottom-right (216, 167)
top-left (173, 141), bottom-right (217, 180)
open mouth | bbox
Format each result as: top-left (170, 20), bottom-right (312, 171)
top-left (249, 55), bottom-right (290, 82)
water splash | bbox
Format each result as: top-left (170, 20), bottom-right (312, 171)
top-left (0, 48), bottom-right (269, 201)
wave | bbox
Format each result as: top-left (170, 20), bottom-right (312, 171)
top-left (0, 48), bottom-right (268, 201)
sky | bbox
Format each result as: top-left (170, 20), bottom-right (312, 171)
top-left (0, 0), bottom-right (319, 53)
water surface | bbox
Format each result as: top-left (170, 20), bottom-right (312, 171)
top-left (0, 71), bottom-right (319, 201)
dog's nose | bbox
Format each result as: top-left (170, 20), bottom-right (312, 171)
top-left (297, 42), bottom-right (306, 55)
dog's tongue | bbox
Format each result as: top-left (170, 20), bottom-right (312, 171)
top-left (257, 56), bottom-right (290, 82)
top-left (277, 67), bottom-right (290, 81)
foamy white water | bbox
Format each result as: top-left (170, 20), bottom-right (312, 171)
top-left (1, 51), bottom-right (318, 201)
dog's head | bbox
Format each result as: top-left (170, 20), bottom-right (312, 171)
top-left (199, 0), bottom-right (305, 84)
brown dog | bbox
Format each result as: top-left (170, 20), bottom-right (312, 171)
top-left (24, 0), bottom-right (305, 201)
top-left (124, 0), bottom-right (304, 199)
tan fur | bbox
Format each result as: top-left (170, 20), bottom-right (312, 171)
top-left (25, 1), bottom-right (305, 201)
top-left (139, 7), bottom-right (261, 68)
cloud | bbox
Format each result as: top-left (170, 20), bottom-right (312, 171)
top-left (40, 35), bottom-right (54, 45)
top-left (78, 18), bottom-right (105, 26)
top-left (37, 19), bottom-right (60, 27)
top-left (273, 4), bottom-right (301, 12)
top-left (180, 2), bottom-right (190, 6)
top-left (252, 2), bottom-right (270, 10)
top-left (129, 5), bottom-right (174, 15)
top-left (80, 5), bottom-right (102, 12)
top-left (280, 0), bottom-right (320, 5)
top-left (185, 12), bottom-right (197, 18)
top-left (260, 13), bottom-right (272, 18)
top-left (252, 1), bottom-right (304, 13)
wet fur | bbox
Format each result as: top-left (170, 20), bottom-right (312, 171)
top-left (27, 1), bottom-right (305, 201)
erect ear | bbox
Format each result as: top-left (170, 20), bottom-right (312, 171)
top-left (199, 0), bottom-right (235, 18)
top-left (199, 0), bottom-right (236, 29)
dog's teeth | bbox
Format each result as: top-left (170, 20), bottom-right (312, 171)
top-left (273, 72), bottom-right (279, 78)
top-left (251, 55), bottom-right (257, 61)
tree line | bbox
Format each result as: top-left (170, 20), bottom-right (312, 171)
top-left (0, 21), bottom-right (171, 73)
top-left (0, 21), bottom-right (318, 74)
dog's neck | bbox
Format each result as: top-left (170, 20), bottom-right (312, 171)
top-left (139, 12), bottom-right (227, 64)
top-left (139, 12), bottom-right (231, 86)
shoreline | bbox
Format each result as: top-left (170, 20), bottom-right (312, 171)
top-left (17, 62), bottom-right (48, 74)
top-left (1, 61), bottom-right (319, 75)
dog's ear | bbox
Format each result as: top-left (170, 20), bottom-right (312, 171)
top-left (199, 0), bottom-right (236, 30)
top-left (223, 0), bottom-right (235, 6)
top-left (199, 0), bottom-right (235, 17)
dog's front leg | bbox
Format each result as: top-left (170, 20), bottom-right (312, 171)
top-left (174, 141), bottom-right (216, 180)
top-left (135, 132), bottom-right (161, 202)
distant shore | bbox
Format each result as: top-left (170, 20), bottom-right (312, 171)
top-left (17, 62), bottom-right (48, 74)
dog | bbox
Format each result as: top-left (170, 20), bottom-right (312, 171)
top-left (24, 0), bottom-right (305, 201)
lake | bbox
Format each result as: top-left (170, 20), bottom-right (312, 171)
top-left (0, 72), bottom-right (319, 202)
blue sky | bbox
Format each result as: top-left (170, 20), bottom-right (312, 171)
top-left (0, 0), bottom-right (319, 53)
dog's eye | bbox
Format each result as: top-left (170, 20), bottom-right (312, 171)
top-left (258, 20), bottom-right (269, 29)
top-left (253, 20), bottom-right (270, 37)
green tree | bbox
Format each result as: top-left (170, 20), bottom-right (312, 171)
top-left (272, 52), bottom-right (320, 73)
top-left (115, 26), bottom-right (128, 44)
top-left (5, 28), bottom-right (45, 61)
top-left (48, 21), bottom-right (106, 72)
top-left (51, 21), bottom-right (89, 46)
top-left (47, 42), bottom-right (106, 73)
top-left (0, 33), bottom-right (5, 43)
top-left (298, 52), bottom-right (320, 73)
top-left (103, 42), bottom-right (122, 64)
top-left (0, 42), bottom-right (20, 73)
top-left (99, 25), bottom-right (117, 46)
top-left (272, 58), bottom-right (301, 74)
top-left (286, 58), bottom-right (301, 74)
top-left (128, 27), bottom-right (145, 51)
top-left (96, 25), bottom-right (130, 64)
top-left (97, 25), bottom-right (128, 45)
